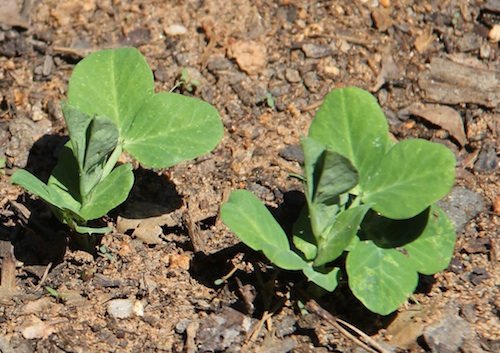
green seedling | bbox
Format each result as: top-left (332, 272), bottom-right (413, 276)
top-left (172, 68), bottom-right (201, 93)
top-left (45, 286), bottom-right (67, 303)
top-left (261, 92), bottom-right (275, 108)
top-left (11, 47), bottom-right (223, 235)
top-left (221, 87), bottom-right (456, 315)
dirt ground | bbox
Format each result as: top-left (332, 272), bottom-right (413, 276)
top-left (1, 0), bottom-right (500, 352)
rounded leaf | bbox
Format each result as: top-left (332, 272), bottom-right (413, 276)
top-left (123, 92), bottom-right (223, 168)
top-left (346, 240), bottom-right (418, 315)
top-left (362, 139), bottom-right (455, 219)
top-left (67, 47), bottom-right (154, 138)
top-left (405, 205), bottom-right (456, 274)
top-left (309, 87), bottom-right (391, 185)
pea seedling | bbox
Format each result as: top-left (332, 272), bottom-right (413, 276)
top-left (221, 87), bottom-right (456, 315)
top-left (12, 48), bottom-right (223, 235)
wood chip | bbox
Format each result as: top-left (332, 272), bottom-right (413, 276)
top-left (418, 57), bottom-right (500, 108)
top-left (405, 103), bottom-right (467, 146)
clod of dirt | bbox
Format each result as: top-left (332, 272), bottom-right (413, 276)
top-left (228, 40), bottom-right (267, 75)
top-left (194, 307), bottom-right (253, 352)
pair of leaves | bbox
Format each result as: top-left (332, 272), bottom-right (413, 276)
top-left (67, 47), bottom-right (223, 169)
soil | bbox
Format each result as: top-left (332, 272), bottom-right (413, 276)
top-left (0, 0), bottom-right (500, 352)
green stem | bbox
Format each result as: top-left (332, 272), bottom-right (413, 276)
top-left (101, 144), bottom-right (123, 180)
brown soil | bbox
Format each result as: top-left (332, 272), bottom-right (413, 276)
top-left (1, 0), bottom-right (500, 352)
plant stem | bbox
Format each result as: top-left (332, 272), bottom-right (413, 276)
top-left (101, 144), bottom-right (123, 180)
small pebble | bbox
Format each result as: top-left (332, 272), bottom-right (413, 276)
top-left (175, 318), bottom-right (191, 334)
top-left (488, 24), bottom-right (500, 43)
top-left (107, 299), bottom-right (144, 319)
top-left (301, 43), bottom-right (332, 58)
top-left (285, 68), bottom-right (301, 83)
top-left (164, 24), bottom-right (187, 36)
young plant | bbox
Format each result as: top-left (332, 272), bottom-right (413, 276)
top-left (221, 87), bottom-right (456, 315)
top-left (11, 47), bottom-right (223, 235)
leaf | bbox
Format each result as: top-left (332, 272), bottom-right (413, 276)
top-left (123, 92), bottom-right (223, 168)
top-left (83, 115), bottom-right (119, 173)
top-left (48, 143), bottom-right (83, 209)
top-left (302, 266), bottom-right (340, 292)
top-left (404, 205), bottom-right (456, 275)
top-left (62, 105), bottom-right (119, 196)
top-left (67, 47), bottom-right (154, 138)
top-left (311, 146), bottom-right (358, 205)
top-left (308, 87), bottom-right (392, 185)
top-left (62, 104), bottom-right (92, 169)
top-left (314, 205), bottom-right (371, 267)
top-left (346, 240), bottom-right (418, 315)
top-left (221, 190), bottom-right (307, 271)
top-left (292, 206), bottom-right (318, 261)
top-left (301, 137), bottom-right (326, 201)
top-left (73, 224), bottom-right (111, 235)
top-left (362, 139), bottom-right (456, 219)
top-left (79, 163), bottom-right (134, 220)
top-left (10, 170), bottom-right (71, 212)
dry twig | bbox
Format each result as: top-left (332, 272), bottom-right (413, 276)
top-left (305, 299), bottom-right (390, 353)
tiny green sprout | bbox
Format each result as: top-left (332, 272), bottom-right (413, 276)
top-left (45, 286), bottom-right (67, 303)
top-left (172, 68), bottom-right (201, 93)
top-left (221, 87), bottom-right (456, 315)
top-left (11, 48), bottom-right (223, 240)
top-left (297, 300), bottom-right (309, 316)
top-left (98, 245), bottom-right (113, 261)
top-left (263, 92), bottom-right (275, 108)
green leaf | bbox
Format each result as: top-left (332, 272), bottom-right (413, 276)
top-left (362, 139), bottom-right (456, 219)
top-left (314, 205), bottom-right (371, 267)
top-left (82, 115), bottom-right (119, 173)
top-left (221, 190), bottom-right (308, 271)
top-left (404, 205), bottom-right (456, 274)
top-left (123, 92), bottom-right (223, 168)
top-left (10, 170), bottom-right (71, 212)
top-left (302, 266), bottom-right (340, 292)
top-left (292, 206), bottom-right (318, 261)
top-left (308, 87), bottom-right (391, 185)
top-left (62, 104), bottom-right (92, 169)
top-left (62, 105), bottom-right (119, 196)
top-left (301, 137), bottom-right (326, 201)
top-left (67, 47), bottom-right (154, 138)
top-left (346, 240), bottom-right (418, 315)
top-left (48, 143), bottom-right (83, 210)
top-left (79, 163), bottom-right (134, 220)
